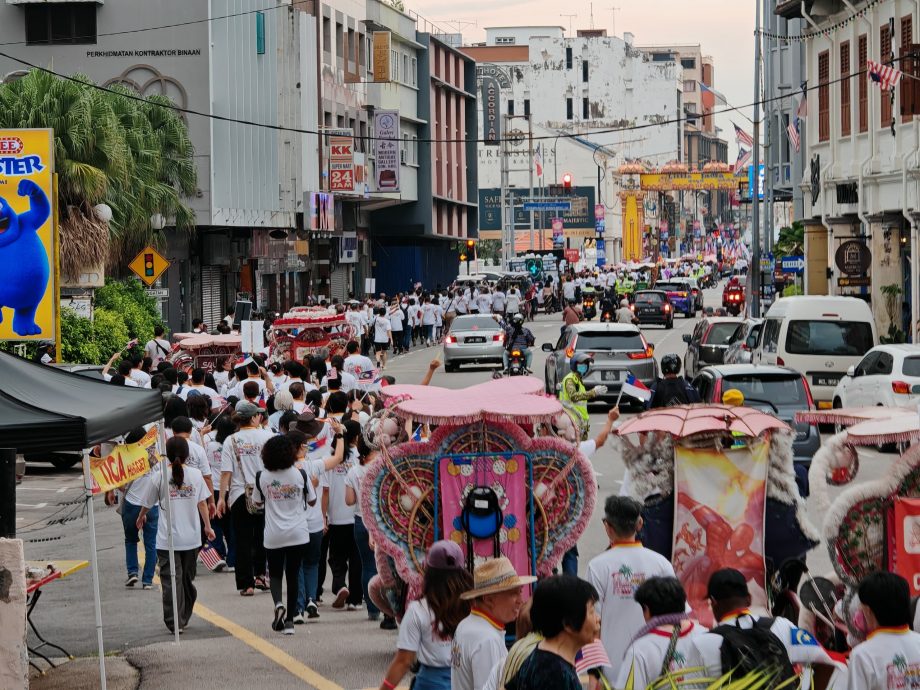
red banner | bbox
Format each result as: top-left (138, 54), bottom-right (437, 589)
top-left (893, 498), bottom-right (920, 595)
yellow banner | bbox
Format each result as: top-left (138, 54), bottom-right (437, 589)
top-left (640, 171), bottom-right (741, 191)
top-left (373, 32), bottom-right (391, 83)
top-left (0, 129), bottom-right (58, 340)
top-left (89, 426), bottom-right (161, 494)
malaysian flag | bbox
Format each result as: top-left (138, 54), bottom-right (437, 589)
top-left (534, 143), bottom-right (543, 177)
top-left (868, 59), bottom-right (903, 91)
top-left (733, 147), bottom-right (752, 175)
top-left (575, 641), bottom-right (612, 674)
top-left (733, 122), bottom-right (754, 148)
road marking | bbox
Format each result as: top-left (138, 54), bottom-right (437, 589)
top-left (16, 502), bottom-right (47, 508)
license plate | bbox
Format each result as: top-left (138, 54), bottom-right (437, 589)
top-left (603, 370), bottom-right (620, 381)
top-left (811, 373), bottom-right (842, 387)
top-left (640, 308), bottom-right (657, 314)
top-left (465, 336), bottom-right (485, 343)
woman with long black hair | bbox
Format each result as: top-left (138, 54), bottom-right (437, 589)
top-left (136, 436), bottom-right (214, 633)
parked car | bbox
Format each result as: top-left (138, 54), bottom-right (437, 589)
top-left (542, 323), bottom-right (658, 405)
top-left (653, 280), bottom-right (695, 318)
top-left (630, 290), bottom-right (674, 328)
top-left (682, 316), bottom-right (743, 379)
top-left (724, 319), bottom-right (763, 365)
top-left (443, 314), bottom-right (505, 372)
top-left (691, 364), bottom-right (820, 467)
top-left (752, 296), bottom-right (877, 408)
top-left (831, 344), bottom-right (920, 408)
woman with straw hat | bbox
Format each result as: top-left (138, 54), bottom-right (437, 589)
top-left (451, 556), bottom-right (536, 690)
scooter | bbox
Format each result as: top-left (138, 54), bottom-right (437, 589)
top-left (493, 349), bottom-right (526, 378)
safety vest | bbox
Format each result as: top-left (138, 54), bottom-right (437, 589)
top-left (559, 371), bottom-right (590, 431)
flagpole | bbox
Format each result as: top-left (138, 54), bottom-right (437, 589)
top-left (751, 0), bottom-right (762, 318)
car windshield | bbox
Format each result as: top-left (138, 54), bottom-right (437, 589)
top-left (575, 331), bottom-right (645, 352)
top-left (655, 283), bottom-right (682, 292)
top-left (723, 374), bottom-right (809, 407)
top-left (903, 356), bottom-right (920, 377)
top-left (453, 316), bottom-right (501, 331)
top-left (704, 323), bottom-right (739, 345)
top-left (786, 320), bottom-right (874, 356)
top-left (636, 293), bottom-right (664, 304)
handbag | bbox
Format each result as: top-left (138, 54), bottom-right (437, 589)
top-left (231, 436), bottom-right (264, 515)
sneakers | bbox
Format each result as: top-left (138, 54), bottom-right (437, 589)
top-left (380, 616), bottom-right (398, 630)
top-left (272, 604), bottom-right (286, 632)
top-left (306, 600), bottom-right (319, 619)
top-left (332, 588), bottom-right (349, 609)
top-left (345, 602), bottom-right (362, 612)
top-left (225, 566), bottom-right (235, 573)
top-left (292, 612), bottom-right (305, 625)
top-left (214, 559), bottom-right (227, 572)
top-left (125, 574), bottom-right (138, 588)
top-left (283, 621), bottom-right (294, 635)
top-left (141, 583), bottom-right (154, 591)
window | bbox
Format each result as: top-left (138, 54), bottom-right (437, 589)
top-left (818, 50), bottom-right (830, 141)
top-left (403, 54), bottom-right (409, 82)
top-left (582, 60), bottom-right (589, 82)
top-left (566, 46), bottom-right (573, 69)
top-left (683, 80), bottom-right (697, 92)
top-left (881, 24), bottom-right (892, 127)
top-left (25, 4), bottom-right (97, 45)
top-left (336, 22), bottom-right (344, 59)
top-left (785, 321), bottom-right (874, 356)
top-left (652, 52), bottom-right (672, 62)
top-left (858, 34), bottom-right (868, 132)
top-left (681, 57), bottom-right (696, 69)
top-left (902, 15), bottom-right (915, 122)
top-left (582, 97), bottom-right (589, 119)
top-left (347, 28), bottom-right (356, 64)
top-left (390, 49), bottom-right (399, 82)
top-left (761, 318), bottom-right (781, 354)
top-left (411, 135), bottom-right (417, 164)
top-left (902, 356), bottom-right (920, 376)
top-left (508, 99), bottom-right (515, 116)
top-left (524, 99), bottom-right (530, 117)
top-left (722, 374), bottom-right (810, 407)
top-left (703, 323), bottom-right (739, 345)
top-left (255, 12), bottom-right (265, 55)
top-left (566, 97), bottom-right (573, 120)
top-left (840, 41), bottom-right (850, 136)
top-left (410, 57), bottom-right (417, 86)
top-left (359, 33), bottom-right (367, 71)
top-left (574, 331), bottom-right (646, 352)
top-left (323, 17), bottom-right (331, 54)
top-left (495, 36), bottom-right (515, 45)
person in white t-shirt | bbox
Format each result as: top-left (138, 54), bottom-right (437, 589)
top-left (136, 436), bottom-right (214, 633)
top-left (476, 289), bottom-right (492, 316)
top-left (145, 325), bottom-right (171, 367)
top-left (178, 368), bottom-right (222, 410)
top-left (170, 416), bottom-right (215, 506)
top-left (562, 278), bottom-right (577, 304)
top-left (217, 401), bottom-right (274, 596)
top-left (505, 287), bottom-right (522, 316)
top-left (255, 434), bottom-right (316, 635)
top-left (586, 496), bottom-right (675, 680)
top-left (128, 356), bottom-right (152, 388)
top-left (421, 296), bottom-right (438, 346)
top-left (451, 556), bottom-right (536, 690)
top-left (372, 307), bottom-right (393, 370)
top-left (388, 301), bottom-right (406, 355)
top-left (845, 572), bottom-right (920, 690)
top-left (616, 577), bottom-right (707, 688)
top-left (491, 289), bottom-right (506, 315)
top-left (342, 340), bottom-right (376, 388)
top-left (379, 541), bottom-right (474, 690)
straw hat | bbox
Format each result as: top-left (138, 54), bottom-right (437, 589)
top-left (460, 556), bottom-right (537, 600)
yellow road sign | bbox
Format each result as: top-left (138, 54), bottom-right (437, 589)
top-left (128, 246), bottom-right (170, 286)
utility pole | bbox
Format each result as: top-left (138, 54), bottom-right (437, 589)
top-left (528, 116), bottom-right (535, 251)
top-left (751, 0), bottom-right (762, 317)
top-left (764, 0), bottom-right (775, 257)
top-left (560, 14), bottom-right (576, 36)
top-left (501, 114), bottom-right (512, 270)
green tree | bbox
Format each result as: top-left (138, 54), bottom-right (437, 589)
top-left (774, 221), bottom-right (805, 258)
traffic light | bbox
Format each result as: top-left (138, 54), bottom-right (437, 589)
top-left (144, 253), bottom-right (155, 278)
top-left (561, 173), bottom-right (573, 194)
top-left (462, 239), bottom-right (475, 269)
top-left (524, 257), bottom-right (542, 276)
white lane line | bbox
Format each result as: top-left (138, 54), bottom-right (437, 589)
top-left (16, 502), bottom-right (48, 509)
top-left (18, 486), bottom-right (75, 492)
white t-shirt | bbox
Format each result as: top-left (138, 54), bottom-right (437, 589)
top-left (104, 373), bottom-right (139, 387)
top-left (455, 295), bottom-right (469, 314)
top-left (562, 281), bottom-right (576, 301)
top-left (139, 465), bottom-right (209, 551)
top-left (344, 462), bottom-right (368, 519)
top-left (256, 466), bottom-right (315, 549)
top-left (343, 354), bottom-right (375, 381)
top-left (388, 307), bottom-right (405, 332)
top-left (124, 467), bottom-right (160, 507)
top-left (180, 384), bottom-right (222, 409)
top-left (491, 291), bottom-right (506, 312)
top-left (183, 439), bottom-right (212, 482)
top-left (322, 446), bottom-right (358, 525)
top-left (227, 376), bottom-right (267, 402)
top-left (476, 293), bottom-right (492, 314)
top-left (145, 338), bottom-right (171, 365)
top-left (220, 427), bottom-right (274, 507)
top-left (129, 369), bottom-right (152, 388)
top-left (587, 543), bottom-right (675, 677)
top-left (322, 371), bottom-right (357, 393)
top-left (345, 310), bottom-right (365, 335)
top-left (615, 622), bottom-right (708, 688)
top-left (421, 303), bottom-right (438, 326)
top-left (451, 612), bottom-right (508, 690)
top-left (205, 437), bottom-right (223, 487)
top-left (399, 599), bottom-right (453, 668)
top-left (846, 628), bottom-right (920, 690)
top-left (373, 316), bottom-right (392, 344)
top-left (505, 291), bottom-right (521, 314)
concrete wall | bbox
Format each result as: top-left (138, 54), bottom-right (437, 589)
top-left (0, 539), bottom-right (27, 690)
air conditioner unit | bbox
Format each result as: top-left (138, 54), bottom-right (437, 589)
top-left (400, 150), bottom-right (407, 164)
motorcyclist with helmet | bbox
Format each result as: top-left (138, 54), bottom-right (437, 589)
top-left (559, 353), bottom-right (608, 438)
top-left (646, 354), bottom-right (701, 409)
top-left (503, 313), bottom-right (535, 373)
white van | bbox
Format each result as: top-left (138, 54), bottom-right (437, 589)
top-left (752, 296), bottom-right (877, 407)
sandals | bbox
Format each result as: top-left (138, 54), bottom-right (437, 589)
top-left (240, 587), bottom-right (255, 597)
top-left (254, 576), bottom-right (270, 591)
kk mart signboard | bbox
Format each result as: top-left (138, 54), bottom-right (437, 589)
top-left (0, 129), bottom-right (58, 343)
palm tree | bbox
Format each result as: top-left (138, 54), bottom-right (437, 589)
top-left (0, 70), bottom-right (196, 279)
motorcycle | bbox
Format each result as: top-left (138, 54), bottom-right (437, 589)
top-left (582, 296), bottom-right (597, 320)
top-left (494, 349), bottom-right (526, 379)
top-left (722, 288), bottom-right (744, 316)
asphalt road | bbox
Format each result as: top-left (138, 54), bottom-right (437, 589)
top-left (16, 280), bottom-right (896, 689)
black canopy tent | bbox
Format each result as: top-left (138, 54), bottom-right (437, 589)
top-left (0, 350), bottom-right (163, 452)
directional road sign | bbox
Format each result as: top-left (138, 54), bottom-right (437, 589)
top-left (523, 200), bottom-right (572, 211)
top-left (780, 255), bottom-right (805, 274)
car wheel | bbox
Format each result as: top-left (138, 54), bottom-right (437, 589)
top-left (444, 362), bottom-right (457, 373)
top-left (832, 397), bottom-right (841, 409)
top-left (50, 456), bottom-right (80, 470)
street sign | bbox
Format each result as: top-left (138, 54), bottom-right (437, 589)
top-left (780, 255), bottom-right (805, 274)
top-left (129, 246), bottom-right (170, 287)
top-left (523, 201), bottom-right (572, 211)
top-left (564, 248), bottom-right (580, 263)
top-left (838, 276), bottom-right (870, 287)
top-left (145, 288), bottom-right (169, 299)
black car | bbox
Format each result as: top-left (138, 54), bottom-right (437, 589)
top-left (682, 316), bottom-right (743, 378)
top-left (631, 290), bottom-right (674, 328)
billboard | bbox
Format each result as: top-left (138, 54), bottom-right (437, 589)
top-left (329, 135), bottom-right (355, 192)
top-left (747, 164), bottom-right (765, 200)
top-left (0, 128), bottom-right (58, 341)
top-left (373, 110), bottom-right (400, 192)
top-left (478, 186), bottom-right (596, 233)
top-left (372, 32), bottom-right (391, 83)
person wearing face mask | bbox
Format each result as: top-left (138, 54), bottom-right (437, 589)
top-left (558, 353), bottom-right (607, 440)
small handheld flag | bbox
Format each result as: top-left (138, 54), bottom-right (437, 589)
top-left (622, 372), bottom-right (652, 403)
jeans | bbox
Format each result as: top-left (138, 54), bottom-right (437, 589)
top-left (157, 548), bottom-right (198, 632)
top-left (297, 529), bottom-right (324, 612)
top-left (414, 665), bottom-right (452, 690)
top-left (423, 324), bottom-right (434, 342)
top-left (562, 545), bottom-right (579, 576)
top-left (121, 501), bottom-right (158, 585)
top-left (402, 327), bottom-right (412, 352)
top-left (230, 496), bottom-right (266, 591)
top-left (209, 490), bottom-right (235, 567)
top-left (267, 542), bottom-right (307, 622)
top-left (328, 522), bottom-right (362, 605)
top-left (502, 348), bottom-right (533, 371)
top-left (353, 516), bottom-right (379, 617)
top-left (391, 330), bottom-right (403, 353)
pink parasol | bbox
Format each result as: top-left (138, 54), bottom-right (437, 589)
top-left (843, 415), bottom-right (920, 446)
top-left (379, 376), bottom-right (562, 425)
top-left (795, 406), bottom-right (914, 427)
top-left (171, 334), bottom-right (241, 349)
top-left (614, 404), bottom-right (789, 439)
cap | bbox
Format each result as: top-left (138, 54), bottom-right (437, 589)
top-left (234, 400), bottom-right (262, 417)
top-left (707, 568), bottom-right (750, 601)
top-left (722, 389), bottom-right (745, 406)
top-left (425, 540), bottom-right (465, 571)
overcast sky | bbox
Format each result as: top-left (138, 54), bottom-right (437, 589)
top-left (415, 0), bottom-right (757, 159)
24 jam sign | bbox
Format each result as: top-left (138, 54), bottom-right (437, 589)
top-left (329, 135), bottom-right (355, 192)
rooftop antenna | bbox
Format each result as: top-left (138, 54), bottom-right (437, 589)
top-left (437, 18), bottom-right (477, 34)
top-left (590, 3), bottom-right (594, 28)
top-left (609, 6), bottom-right (619, 36)
top-left (560, 13), bottom-right (577, 36)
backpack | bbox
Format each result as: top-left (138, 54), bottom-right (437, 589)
top-left (712, 617), bottom-right (796, 685)
top-left (650, 378), bottom-right (694, 408)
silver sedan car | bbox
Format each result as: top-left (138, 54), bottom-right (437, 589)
top-left (443, 314), bottom-right (506, 372)
top-left (723, 318), bottom-right (763, 365)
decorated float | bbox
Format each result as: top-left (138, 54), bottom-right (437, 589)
top-left (268, 308), bottom-right (356, 364)
top-left (167, 333), bottom-right (242, 373)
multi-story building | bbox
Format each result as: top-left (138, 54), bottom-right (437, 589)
top-left (782, 0), bottom-right (918, 337)
top-left (462, 26), bottom-right (683, 264)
